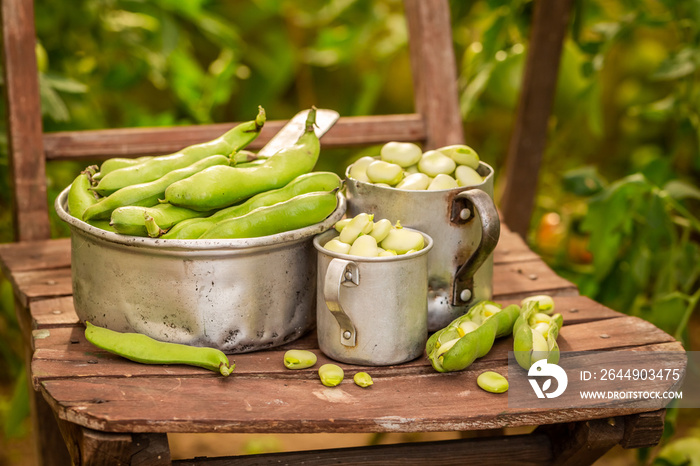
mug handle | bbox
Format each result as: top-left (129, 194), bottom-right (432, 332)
top-left (450, 189), bottom-right (500, 306)
top-left (323, 258), bottom-right (360, 347)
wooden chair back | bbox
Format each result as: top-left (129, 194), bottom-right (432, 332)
top-left (1, 0), bottom-right (573, 242)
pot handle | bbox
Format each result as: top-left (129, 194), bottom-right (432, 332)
top-left (323, 258), bottom-right (360, 347)
top-left (450, 189), bottom-right (500, 306)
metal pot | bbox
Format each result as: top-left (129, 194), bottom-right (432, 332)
top-left (314, 229), bottom-right (433, 366)
top-left (55, 187), bottom-right (347, 353)
top-left (345, 161), bottom-right (499, 331)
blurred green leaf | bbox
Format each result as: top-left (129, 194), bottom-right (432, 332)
top-left (664, 180), bottom-right (700, 201)
top-left (562, 166), bottom-right (607, 196)
top-left (651, 48), bottom-right (700, 81)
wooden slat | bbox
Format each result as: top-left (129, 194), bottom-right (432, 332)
top-left (31, 310), bottom-right (681, 386)
top-left (492, 260), bottom-right (578, 299)
top-left (494, 228), bottom-right (540, 264)
top-left (10, 268), bottom-right (72, 308)
top-left (500, 0), bottom-right (576, 237)
top-left (29, 296), bottom-right (79, 328)
top-left (174, 432), bottom-right (554, 466)
top-left (404, 0), bottom-right (464, 149)
top-left (1, 0), bottom-right (51, 240)
top-left (0, 237), bottom-right (71, 275)
top-left (42, 115), bottom-right (426, 161)
top-left (39, 358), bottom-right (674, 435)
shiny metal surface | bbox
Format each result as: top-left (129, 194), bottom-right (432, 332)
top-left (345, 161), bottom-right (499, 331)
top-left (55, 188), bottom-right (347, 353)
top-left (314, 229), bottom-right (433, 366)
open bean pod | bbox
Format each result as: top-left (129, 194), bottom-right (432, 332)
top-left (426, 301), bottom-right (520, 373)
top-left (513, 300), bottom-right (563, 370)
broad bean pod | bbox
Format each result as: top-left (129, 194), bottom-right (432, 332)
top-left (93, 107), bottom-right (266, 196)
top-left (162, 171), bottom-right (341, 240)
top-left (95, 155), bottom-right (152, 180)
top-left (164, 108), bottom-right (320, 211)
top-left (513, 299), bottom-right (563, 370)
top-left (84, 321), bottom-right (234, 376)
top-left (109, 203), bottom-right (216, 237)
top-left (426, 301), bottom-right (520, 373)
top-left (83, 155), bottom-right (230, 221)
top-left (67, 166), bottom-right (115, 232)
top-left (198, 190), bottom-right (339, 239)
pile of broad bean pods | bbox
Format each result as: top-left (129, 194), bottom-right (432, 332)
top-left (66, 107), bottom-right (342, 239)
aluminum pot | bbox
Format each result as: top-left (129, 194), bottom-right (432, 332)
top-left (345, 161), bottom-right (499, 331)
top-left (55, 187), bottom-right (347, 353)
top-left (314, 229), bottom-right (433, 366)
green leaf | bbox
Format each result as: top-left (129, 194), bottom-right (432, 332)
top-left (664, 180), bottom-right (700, 201)
top-left (2, 368), bottom-right (30, 438)
top-left (651, 48), bottom-right (700, 81)
top-left (43, 73), bottom-right (88, 94)
top-left (561, 166), bottom-right (607, 196)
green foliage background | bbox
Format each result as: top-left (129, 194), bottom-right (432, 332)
top-left (0, 0), bottom-right (698, 462)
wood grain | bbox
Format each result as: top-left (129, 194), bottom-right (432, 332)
top-left (173, 432), bottom-right (553, 465)
top-left (499, 0), bottom-right (576, 237)
top-left (42, 115), bottom-right (426, 161)
top-left (404, 0), bottom-right (464, 149)
top-left (1, 0), bottom-right (51, 240)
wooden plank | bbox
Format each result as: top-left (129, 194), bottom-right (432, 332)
top-left (404, 0), bottom-right (464, 149)
top-left (56, 419), bottom-right (171, 466)
top-left (42, 115), bottom-right (426, 161)
top-left (0, 0), bottom-right (51, 240)
top-left (537, 417), bottom-right (624, 465)
top-left (30, 296), bottom-right (79, 328)
top-left (0, 238), bottom-right (71, 275)
top-left (620, 409), bottom-right (666, 449)
top-left (31, 314), bottom-right (681, 386)
top-left (493, 228), bottom-right (540, 264)
top-left (39, 360), bottom-right (674, 434)
top-left (492, 259), bottom-right (578, 299)
top-left (11, 268), bottom-right (72, 308)
top-left (174, 432), bottom-right (554, 465)
top-left (500, 0), bottom-right (576, 237)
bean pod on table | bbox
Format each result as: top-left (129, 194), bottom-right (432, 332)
top-left (513, 297), bottom-right (563, 370)
top-left (426, 301), bottom-right (520, 373)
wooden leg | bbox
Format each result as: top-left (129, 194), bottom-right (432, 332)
top-left (537, 418), bottom-right (625, 466)
top-left (621, 409), bottom-right (666, 449)
top-left (56, 418), bottom-right (171, 466)
top-left (15, 295), bottom-right (72, 466)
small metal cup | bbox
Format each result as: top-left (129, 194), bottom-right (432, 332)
top-left (345, 161), bottom-right (500, 331)
top-left (313, 229), bottom-right (434, 366)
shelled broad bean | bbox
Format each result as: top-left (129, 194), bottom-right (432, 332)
top-left (347, 141), bottom-right (485, 190)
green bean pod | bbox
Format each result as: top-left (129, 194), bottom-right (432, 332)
top-left (110, 203), bottom-right (216, 237)
top-left (199, 191), bottom-right (338, 239)
top-left (84, 321), bottom-right (234, 376)
top-left (95, 155), bottom-right (152, 180)
top-left (68, 166), bottom-right (99, 219)
top-left (162, 171), bottom-right (342, 240)
top-left (513, 300), bottom-right (563, 370)
top-left (93, 107), bottom-right (266, 196)
top-left (164, 108), bottom-right (320, 211)
top-left (83, 155), bottom-right (230, 221)
top-left (67, 166), bottom-right (115, 232)
top-left (426, 301), bottom-right (520, 373)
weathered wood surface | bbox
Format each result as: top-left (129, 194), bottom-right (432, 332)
top-left (42, 115), bottom-right (426, 161)
top-left (500, 0), bottom-right (576, 237)
top-left (1, 0), bottom-right (51, 241)
top-left (28, 294), bottom-right (683, 434)
top-left (404, 0), bottom-right (464, 149)
top-left (174, 432), bottom-right (554, 465)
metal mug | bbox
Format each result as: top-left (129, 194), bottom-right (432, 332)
top-left (345, 161), bottom-right (499, 331)
top-left (313, 229), bottom-right (433, 366)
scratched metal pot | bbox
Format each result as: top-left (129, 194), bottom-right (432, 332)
top-left (55, 187), bottom-right (347, 353)
top-left (314, 229), bottom-right (433, 366)
top-left (345, 161), bottom-right (499, 331)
